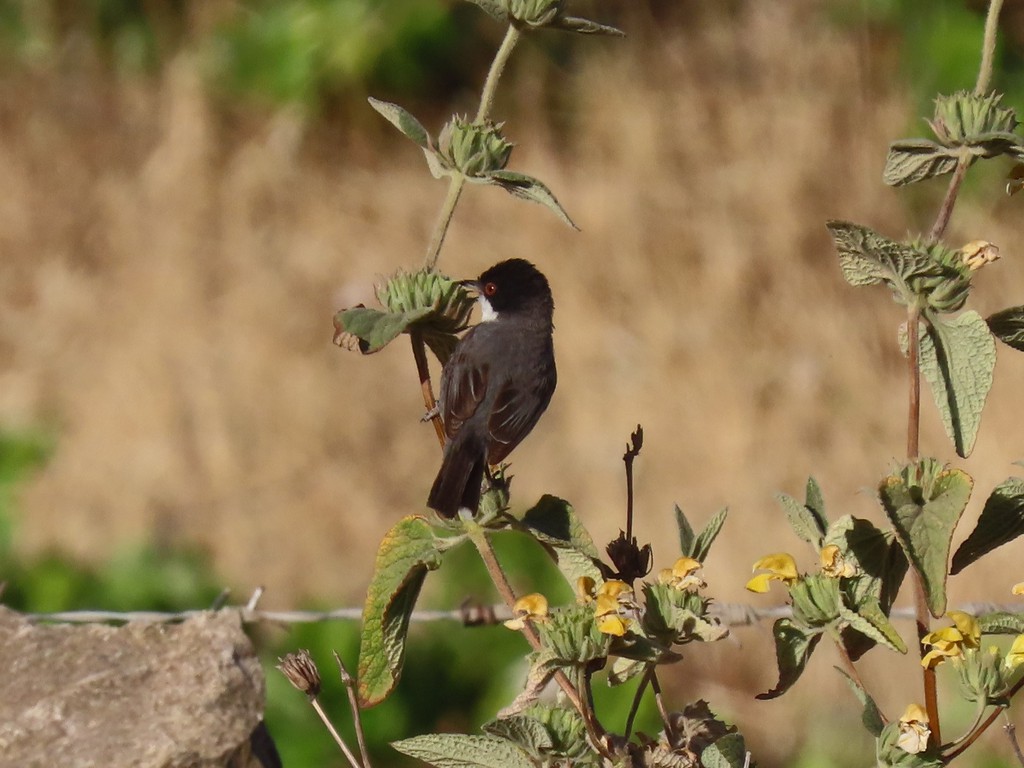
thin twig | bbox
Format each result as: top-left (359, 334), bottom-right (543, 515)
top-left (913, 571), bottom-right (941, 746)
top-left (410, 331), bottom-right (447, 449)
top-left (311, 697), bottom-right (362, 768)
top-left (925, 153), bottom-right (971, 246)
top-left (465, 524), bottom-right (612, 759)
top-left (334, 652), bottom-right (374, 768)
top-left (1003, 712), bottom-right (1024, 767)
top-left (945, 676), bottom-right (1024, 760)
top-left (423, 175), bottom-right (466, 272)
top-left (622, 425), bottom-right (643, 542)
top-left (649, 671), bottom-right (674, 744)
top-left (941, 702), bottom-right (989, 751)
top-left (623, 665), bottom-right (653, 740)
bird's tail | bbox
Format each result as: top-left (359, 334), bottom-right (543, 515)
top-left (427, 437), bottom-right (485, 518)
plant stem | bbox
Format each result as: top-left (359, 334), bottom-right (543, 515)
top-left (913, 573), bottom-right (941, 746)
top-left (1003, 712), bottom-right (1024, 767)
top-left (311, 697), bottom-right (362, 768)
top-left (410, 331), bottom-right (446, 449)
top-left (421, 24), bottom-right (520, 272)
top-left (623, 665), bottom-right (653, 740)
top-left (423, 175), bottom-right (466, 272)
top-left (476, 25), bottom-right (521, 123)
top-left (334, 652), bottom-right (374, 768)
top-left (926, 151), bottom-right (971, 246)
top-left (906, 305), bottom-right (922, 461)
top-left (944, 676), bottom-right (1024, 759)
top-left (976, 0), bottom-right (1005, 96)
top-left (466, 524), bottom-right (612, 758)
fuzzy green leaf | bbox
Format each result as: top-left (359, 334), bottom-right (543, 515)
top-left (367, 97), bottom-right (431, 148)
top-left (837, 600), bottom-right (906, 654)
top-left (552, 16), bottom-right (625, 36)
top-left (701, 734), bottom-right (748, 768)
top-left (916, 310), bottom-right (996, 458)
top-left (978, 611), bottom-right (1024, 635)
top-left (482, 715), bottom-right (553, 757)
top-left (358, 516), bottom-right (443, 706)
top-left (825, 220), bottom-right (932, 295)
top-left (951, 477), bottom-right (1024, 574)
top-left (608, 656), bottom-right (648, 686)
top-left (692, 506), bottom-right (728, 563)
top-left (987, 305), bottom-right (1024, 351)
top-left (522, 495), bottom-right (603, 584)
top-left (878, 460), bottom-right (973, 617)
top-left (837, 668), bottom-right (885, 736)
top-left (675, 504), bottom-right (695, 558)
top-left (335, 305), bottom-right (435, 355)
top-left (485, 170), bottom-right (578, 229)
top-left (778, 492), bottom-right (826, 549)
top-left (757, 619), bottom-right (823, 699)
top-left (392, 734), bottom-right (535, 768)
top-left (883, 140), bottom-right (960, 186)
top-left (461, 0), bottom-right (507, 22)
top-left (805, 477), bottom-right (827, 527)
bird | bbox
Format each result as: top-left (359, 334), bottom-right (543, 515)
top-left (427, 258), bottom-right (557, 518)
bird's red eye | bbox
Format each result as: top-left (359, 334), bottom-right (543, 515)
top-left (483, 282), bottom-right (498, 297)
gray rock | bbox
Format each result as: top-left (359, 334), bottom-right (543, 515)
top-left (0, 607), bottom-right (279, 768)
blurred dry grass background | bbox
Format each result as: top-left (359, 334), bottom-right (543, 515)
top-left (3, 1), bottom-right (1024, 760)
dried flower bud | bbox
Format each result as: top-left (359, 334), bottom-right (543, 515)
top-left (605, 531), bottom-right (652, 582)
top-left (277, 650), bottom-right (322, 698)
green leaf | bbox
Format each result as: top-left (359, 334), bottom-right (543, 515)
top-left (484, 170), bottom-right (579, 229)
top-left (837, 600), bottom-right (906, 654)
top-left (692, 506), bottom-right (728, 563)
top-left (805, 477), bottom-right (827, 528)
top-left (883, 140), bottom-right (960, 186)
top-left (878, 460), bottom-right (973, 617)
top-left (607, 656), bottom-right (648, 686)
top-left (521, 704), bottom-right (591, 762)
top-left (552, 16), bottom-right (625, 36)
top-left (825, 220), bottom-right (933, 296)
top-left (358, 516), bottom-right (443, 706)
top-left (836, 668), bottom-right (885, 736)
top-left (335, 305), bottom-right (435, 354)
top-left (482, 715), bottom-right (553, 757)
top-left (916, 310), bottom-right (996, 457)
top-left (756, 618), bottom-right (823, 699)
top-left (675, 504), bottom-right (695, 559)
top-left (461, 0), bottom-right (508, 22)
top-left (951, 477), bottom-right (1024, 574)
top-left (701, 734), bottom-right (748, 768)
top-left (392, 734), bottom-right (535, 768)
top-left (825, 515), bottom-right (908, 660)
top-left (521, 495), bottom-right (603, 584)
top-left (367, 97), bottom-right (431, 148)
top-left (778, 492), bottom-right (826, 549)
top-left (987, 305), bottom-right (1024, 351)
top-left (977, 611), bottom-right (1024, 635)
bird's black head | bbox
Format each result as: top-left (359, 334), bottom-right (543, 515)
top-left (471, 258), bottom-right (554, 322)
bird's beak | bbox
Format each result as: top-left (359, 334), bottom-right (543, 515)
top-left (458, 278), bottom-right (481, 295)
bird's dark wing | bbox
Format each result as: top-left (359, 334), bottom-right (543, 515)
top-left (438, 337), bottom-right (489, 441)
top-left (486, 374), bottom-right (555, 464)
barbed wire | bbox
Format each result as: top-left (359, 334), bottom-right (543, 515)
top-left (10, 586), bottom-right (1022, 629)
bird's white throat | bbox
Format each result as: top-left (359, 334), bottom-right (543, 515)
top-left (478, 296), bottom-right (499, 322)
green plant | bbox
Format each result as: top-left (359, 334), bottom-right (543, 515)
top-left (747, 1), bottom-right (1024, 765)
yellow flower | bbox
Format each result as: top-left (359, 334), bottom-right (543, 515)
top-left (745, 553), bottom-right (799, 594)
top-left (576, 576), bottom-right (597, 603)
top-left (1012, 582), bottom-right (1024, 596)
top-left (819, 544), bottom-right (857, 578)
top-left (657, 557), bottom-right (705, 591)
top-left (594, 580), bottom-right (636, 637)
top-left (503, 593), bottom-right (549, 630)
top-left (1005, 635), bottom-right (1024, 671)
top-left (961, 240), bottom-right (1000, 271)
top-left (920, 611), bottom-right (980, 668)
top-left (896, 704), bottom-right (930, 754)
